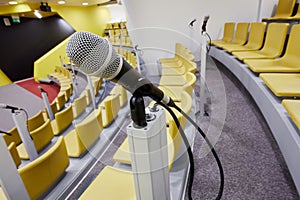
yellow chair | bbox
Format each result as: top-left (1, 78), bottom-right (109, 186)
top-left (263, 0), bottom-right (296, 21)
top-left (27, 110), bottom-right (46, 132)
top-left (217, 22), bottom-right (250, 48)
top-left (222, 22), bottom-right (267, 53)
top-left (17, 119), bottom-right (54, 159)
top-left (3, 127), bottom-right (22, 147)
top-left (64, 109), bottom-right (103, 157)
top-left (281, 3), bottom-right (300, 20)
top-left (159, 43), bottom-right (194, 64)
top-left (211, 22), bottom-right (236, 46)
top-left (18, 137), bottom-right (69, 200)
top-left (55, 93), bottom-right (67, 111)
top-left (259, 73), bottom-right (300, 97)
top-left (99, 94), bottom-right (121, 127)
top-left (8, 142), bottom-right (22, 167)
top-left (51, 104), bottom-right (74, 136)
top-left (109, 84), bottom-right (128, 108)
top-left (244, 24), bottom-right (300, 73)
top-left (79, 166), bottom-right (136, 200)
top-left (72, 94), bottom-right (88, 118)
top-left (282, 99), bottom-right (300, 130)
top-left (232, 23), bottom-right (289, 61)
top-left (44, 100), bottom-right (59, 120)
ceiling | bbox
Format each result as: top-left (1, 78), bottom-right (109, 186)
top-left (0, 0), bottom-right (115, 6)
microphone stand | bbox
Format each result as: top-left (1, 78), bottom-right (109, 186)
top-left (127, 95), bottom-right (170, 200)
top-left (40, 88), bottom-right (54, 121)
top-left (199, 28), bottom-right (209, 116)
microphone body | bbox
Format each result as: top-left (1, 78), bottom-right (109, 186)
top-left (0, 103), bottom-right (20, 111)
top-left (201, 15), bottom-right (210, 33)
top-left (66, 31), bottom-right (173, 105)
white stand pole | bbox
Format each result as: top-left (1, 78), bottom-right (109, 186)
top-left (257, 0), bottom-right (264, 22)
top-left (127, 107), bottom-right (170, 200)
top-left (12, 110), bottom-right (38, 161)
top-left (70, 65), bottom-right (78, 98)
top-left (0, 135), bottom-right (30, 200)
top-left (199, 32), bottom-right (208, 116)
top-left (87, 75), bottom-right (96, 110)
top-left (41, 91), bottom-right (54, 121)
top-left (134, 45), bottom-right (142, 74)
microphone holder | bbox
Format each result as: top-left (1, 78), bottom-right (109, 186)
top-left (40, 89), bottom-right (54, 121)
top-left (127, 95), bottom-right (171, 200)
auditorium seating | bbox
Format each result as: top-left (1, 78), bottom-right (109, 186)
top-left (211, 22), bottom-right (236, 46)
top-left (8, 142), bottom-right (22, 167)
top-left (159, 43), bottom-right (195, 65)
top-left (282, 100), bottom-right (300, 129)
top-left (51, 104), bottom-right (74, 136)
top-left (64, 108), bottom-right (103, 157)
top-left (232, 23), bottom-right (289, 61)
top-left (79, 166), bottom-right (135, 200)
top-left (221, 22), bottom-right (266, 52)
top-left (72, 94), bottom-right (88, 118)
top-left (18, 137), bottom-right (69, 200)
top-left (259, 73), bottom-right (300, 97)
top-left (99, 94), bottom-right (121, 127)
top-left (214, 22), bottom-right (250, 48)
top-left (262, 0), bottom-right (296, 21)
top-left (109, 84), bottom-right (128, 108)
top-left (17, 119), bottom-right (54, 159)
top-left (244, 24), bottom-right (300, 73)
top-left (3, 127), bottom-right (22, 147)
top-left (27, 110), bottom-right (46, 132)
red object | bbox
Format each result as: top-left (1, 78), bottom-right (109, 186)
top-left (16, 78), bottom-right (60, 103)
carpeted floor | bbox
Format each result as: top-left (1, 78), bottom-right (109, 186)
top-left (16, 77), bottom-right (60, 103)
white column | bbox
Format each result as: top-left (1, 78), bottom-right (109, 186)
top-left (127, 107), bottom-right (170, 200)
top-left (0, 135), bottom-right (30, 200)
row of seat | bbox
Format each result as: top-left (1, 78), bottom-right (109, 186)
top-left (262, 0), bottom-right (300, 21)
top-left (79, 43), bottom-right (197, 199)
top-left (0, 57), bottom-right (129, 199)
top-left (212, 21), bottom-right (300, 130)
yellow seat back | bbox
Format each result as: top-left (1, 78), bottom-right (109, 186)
top-left (8, 142), bottom-right (21, 167)
top-left (245, 22), bottom-right (267, 50)
top-left (232, 22), bottom-right (249, 45)
top-left (260, 23), bottom-right (289, 57)
top-left (100, 94), bottom-right (120, 127)
top-left (18, 137), bottom-right (69, 200)
top-left (53, 104), bottom-right (74, 135)
top-left (31, 119), bottom-right (54, 152)
top-left (221, 22), bottom-right (236, 42)
top-left (3, 127), bottom-right (21, 146)
top-left (72, 94), bottom-right (88, 118)
top-left (281, 24), bottom-right (300, 65)
top-left (273, 0), bottom-right (296, 18)
top-left (27, 110), bottom-right (46, 132)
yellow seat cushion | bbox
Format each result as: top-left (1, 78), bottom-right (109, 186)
top-left (282, 99), bottom-right (300, 130)
top-left (245, 59), bottom-right (300, 73)
top-left (79, 166), bottom-right (135, 200)
top-left (260, 73), bottom-right (300, 97)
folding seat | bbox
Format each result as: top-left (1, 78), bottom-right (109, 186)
top-left (259, 73), bottom-right (300, 97)
top-left (8, 142), bottom-right (22, 167)
top-left (222, 22), bottom-right (266, 53)
top-left (27, 110), bottom-right (46, 132)
top-left (109, 84), bottom-right (128, 108)
top-left (18, 137), bottom-right (69, 200)
top-left (282, 100), bottom-right (300, 129)
top-left (72, 94), bottom-right (88, 118)
top-left (244, 24), bottom-right (300, 73)
top-left (17, 119), bottom-right (54, 159)
top-left (232, 23), bottom-right (289, 61)
top-left (263, 0), bottom-right (296, 21)
top-left (210, 22), bottom-right (235, 46)
top-left (3, 127), bottom-right (22, 147)
top-left (64, 108), bottom-right (103, 157)
top-left (99, 94), bottom-right (121, 127)
top-left (51, 104), bottom-right (74, 136)
top-left (216, 22), bottom-right (250, 48)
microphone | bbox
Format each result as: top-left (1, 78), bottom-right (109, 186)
top-left (201, 15), bottom-right (209, 33)
top-left (0, 103), bottom-right (20, 111)
top-left (189, 18), bottom-right (197, 28)
top-left (0, 129), bottom-right (12, 136)
top-left (66, 31), bottom-right (174, 105)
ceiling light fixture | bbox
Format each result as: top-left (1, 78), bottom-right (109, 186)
top-left (58, 1), bottom-right (65, 4)
top-left (82, 2), bottom-right (88, 6)
top-left (8, 1), bottom-right (18, 5)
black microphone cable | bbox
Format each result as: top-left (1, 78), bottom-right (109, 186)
top-left (170, 102), bottom-right (224, 200)
top-left (155, 101), bottom-right (195, 200)
top-left (0, 129), bottom-right (12, 136)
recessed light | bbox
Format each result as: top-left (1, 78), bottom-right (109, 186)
top-left (82, 2), bottom-right (88, 6)
top-left (8, 1), bottom-right (18, 5)
top-left (58, 1), bottom-right (65, 4)
top-left (34, 10), bottom-right (42, 19)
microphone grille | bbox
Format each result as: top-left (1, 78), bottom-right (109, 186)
top-left (66, 31), bottom-right (121, 78)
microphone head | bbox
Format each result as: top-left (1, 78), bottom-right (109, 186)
top-left (66, 31), bottom-right (122, 79)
